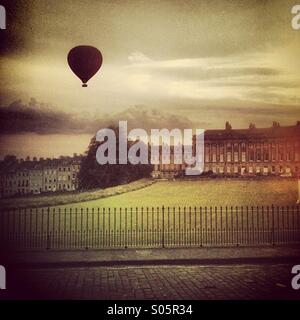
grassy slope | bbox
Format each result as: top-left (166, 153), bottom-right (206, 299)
top-left (0, 178), bottom-right (297, 211)
top-left (0, 179), bottom-right (154, 209)
top-left (57, 178), bottom-right (298, 210)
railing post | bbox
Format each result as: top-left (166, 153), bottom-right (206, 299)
top-left (271, 205), bottom-right (275, 245)
top-left (46, 207), bottom-right (50, 250)
top-left (236, 206), bottom-right (239, 246)
top-left (162, 205), bottom-right (165, 248)
top-left (86, 207), bottom-right (89, 250)
top-left (125, 208), bottom-right (128, 248)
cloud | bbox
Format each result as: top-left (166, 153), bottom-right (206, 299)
top-left (150, 67), bottom-right (280, 81)
top-left (126, 52), bottom-right (281, 82)
top-left (109, 105), bottom-right (195, 131)
top-left (0, 99), bottom-right (195, 134)
top-left (122, 52), bottom-right (300, 105)
top-left (0, 99), bottom-right (86, 134)
top-left (128, 52), bottom-right (152, 64)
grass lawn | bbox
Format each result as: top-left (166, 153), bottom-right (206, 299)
top-left (58, 178), bottom-right (298, 210)
top-left (0, 179), bottom-right (154, 210)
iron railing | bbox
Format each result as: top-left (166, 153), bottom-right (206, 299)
top-left (0, 205), bottom-right (299, 250)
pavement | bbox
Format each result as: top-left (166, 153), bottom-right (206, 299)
top-left (1, 263), bottom-right (300, 300)
top-left (1, 246), bottom-right (299, 300)
top-left (1, 245), bottom-right (300, 268)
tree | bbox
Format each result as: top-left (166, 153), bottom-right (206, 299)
top-left (78, 127), bottom-right (153, 189)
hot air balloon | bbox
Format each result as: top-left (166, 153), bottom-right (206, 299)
top-left (67, 45), bottom-right (103, 87)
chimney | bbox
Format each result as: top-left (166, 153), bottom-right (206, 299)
top-left (225, 121), bottom-right (232, 131)
top-left (249, 123), bottom-right (256, 130)
top-left (298, 179), bottom-right (300, 204)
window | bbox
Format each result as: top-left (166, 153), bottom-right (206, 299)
top-left (279, 144), bottom-right (284, 161)
top-left (249, 150), bottom-right (254, 161)
top-left (263, 166), bottom-right (268, 174)
top-left (256, 150), bottom-right (261, 161)
top-left (234, 152), bottom-right (238, 162)
top-left (219, 144), bottom-right (224, 163)
top-left (256, 166), bottom-right (261, 173)
top-left (279, 151), bottom-right (283, 161)
top-left (241, 152), bottom-right (246, 162)
top-left (205, 146), bottom-right (210, 162)
top-left (212, 153), bottom-right (216, 163)
top-left (264, 152), bottom-right (269, 161)
top-left (226, 152), bottom-right (231, 162)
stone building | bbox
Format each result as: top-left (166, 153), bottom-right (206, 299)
top-left (28, 164), bottom-right (44, 194)
top-left (0, 155), bottom-right (83, 198)
top-left (57, 158), bottom-right (80, 192)
top-left (153, 121), bottom-right (300, 178)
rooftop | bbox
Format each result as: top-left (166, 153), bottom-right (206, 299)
top-left (204, 121), bottom-right (300, 140)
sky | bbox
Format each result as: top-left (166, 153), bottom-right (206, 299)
top-left (0, 0), bottom-right (300, 157)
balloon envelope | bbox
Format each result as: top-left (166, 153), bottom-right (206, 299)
top-left (67, 46), bottom-right (102, 87)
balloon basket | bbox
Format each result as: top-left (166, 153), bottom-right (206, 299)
top-left (82, 83), bottom-right (88, 87)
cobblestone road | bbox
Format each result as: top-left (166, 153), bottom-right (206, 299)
top-left (5, 263), bottom-right (300, 300)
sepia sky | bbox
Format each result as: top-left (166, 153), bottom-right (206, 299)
top-left (1, 0), bottom-right (300, 138)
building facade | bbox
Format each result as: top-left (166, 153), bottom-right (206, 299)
top-left (0, 155), bottom-right (82, 198)
top-left (153, 121), bottom-right (300, 178)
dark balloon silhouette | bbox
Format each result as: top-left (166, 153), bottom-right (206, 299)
top-left (67, 46), bottom-right (102, 87)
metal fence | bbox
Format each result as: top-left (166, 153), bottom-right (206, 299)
top-left (0, 205), bottom-right (300, 250)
